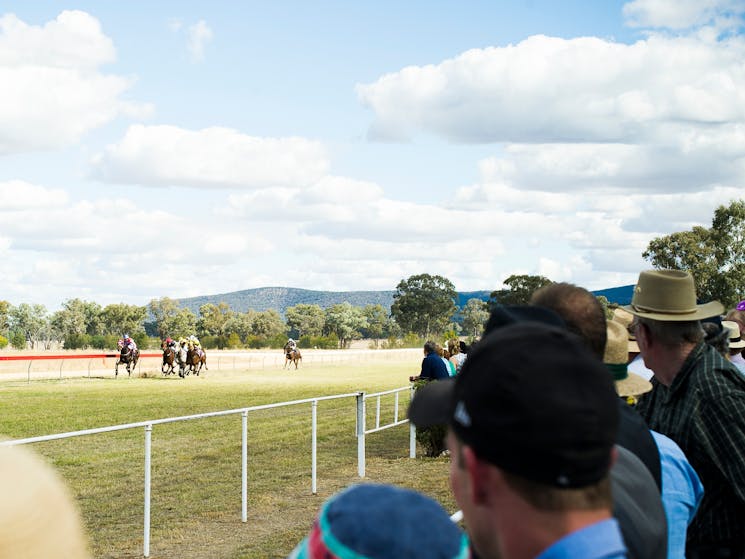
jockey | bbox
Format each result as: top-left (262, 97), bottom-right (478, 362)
top-left (287, 338), bottom-right (297, 352)
top-left (188, 334), bottom-right (201, 350)
top-left (122, 334), bottom-right (137, 352)
top-left (165, 337), bottom-right (177, 350)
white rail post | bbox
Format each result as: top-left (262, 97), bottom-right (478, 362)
top-left (394, 391), bottom-right (399, 423)
top-left (311, 400), bottom-right (318, 494)
top-left (143, 423), bottom-right (152, 557)
top-left (409, 386), bottom-right (416, 458)
top-left (375, 396), bottom-right (381, 429)
top-left (241, 410), bottom-right (248, 523)
top-left (356, 392), bottom-right (365, 478)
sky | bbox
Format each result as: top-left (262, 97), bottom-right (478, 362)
top-left (2, 0), bottom-right (745, 311)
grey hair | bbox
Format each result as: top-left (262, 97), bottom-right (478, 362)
top-left (637, 317), bottom-right (704, 347)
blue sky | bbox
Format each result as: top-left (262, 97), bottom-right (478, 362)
top-left (2, 0), bottom-right (744, 310)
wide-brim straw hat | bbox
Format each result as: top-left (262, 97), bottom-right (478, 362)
top-left (623, 269), bottom-right (723, 321)
top-left (723, 320), bottom-right (745, 349)
top-left (612, 308), bottom-right (640, 353)
top-left (605, 321), bottom-right (652, 398)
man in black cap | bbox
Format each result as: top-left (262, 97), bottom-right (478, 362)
top-left (410, 323), bottom-right (627, 559)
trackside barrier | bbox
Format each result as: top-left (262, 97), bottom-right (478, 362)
top-left (0, 353), bottom-right (161, 383)
top-left (0, 391), bottom-right (363, 557)
top-left (357, 386), bottom-right (415, 478)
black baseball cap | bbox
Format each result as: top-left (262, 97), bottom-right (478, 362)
top-left (408, 322), bottom-right (619, 488)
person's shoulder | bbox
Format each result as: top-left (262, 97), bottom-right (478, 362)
top-left (691, 348), bottom-right (745, 399)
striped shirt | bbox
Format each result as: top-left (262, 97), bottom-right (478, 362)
top-left (636, 342), bottom-right (745, 548)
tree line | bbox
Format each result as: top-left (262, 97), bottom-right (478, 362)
top-left (2, 199), bottom-right (743, 351)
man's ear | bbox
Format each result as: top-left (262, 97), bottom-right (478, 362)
top-left (462, 445), bottom-right (494, 506)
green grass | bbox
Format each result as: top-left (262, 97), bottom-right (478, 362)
top-left (0, 358), bottom-right (455, 558)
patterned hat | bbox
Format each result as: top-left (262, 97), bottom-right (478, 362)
top-left (287, 484), bottom-right (469, 559)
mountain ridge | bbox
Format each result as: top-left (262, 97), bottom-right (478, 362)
top-left (176, 285), bottom-right (635, 317)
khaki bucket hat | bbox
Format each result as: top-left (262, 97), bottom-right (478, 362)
top-left (612, 308), bottom-right (640, 353)
top-left (604, 321), bottom-right (652, 398)
top-left (623, 269), bottom-right (723, 321)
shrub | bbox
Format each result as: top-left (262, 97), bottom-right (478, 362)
top-left (411, 379), bottom-right (447, 457)
top-left (226, 333), bottom-right (242, 349)
top-left (0, 334), bottom-right (7, 349)
top-left (10, 331), bottom-right (26, 350)
top-left (63, 333), bottom-right (92, 350)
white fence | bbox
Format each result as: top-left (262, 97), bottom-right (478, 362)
top-left (0, 386), bottom-right (415, 557)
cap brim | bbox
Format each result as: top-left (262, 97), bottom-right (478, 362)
top-left (407, 379), bottom-right (455, 428)
top-left (622, 300), bottom-right (723, 322)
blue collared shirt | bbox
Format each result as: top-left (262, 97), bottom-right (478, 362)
top-left (536, 518), bottom-right (627, 559)
top-left (652, 431), bottom-right (705, 559)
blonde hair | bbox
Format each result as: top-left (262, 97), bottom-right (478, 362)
top-left (0, 445), bottom-right (90, 558)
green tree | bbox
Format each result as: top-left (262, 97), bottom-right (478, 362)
top-left (461, 298), bottom-right (489, 338)
top-left (643, 200), bottom-right (745, 307)
top-left (0, 300), bottom-right (10, 336)
top-left (169, 308), bottom-right (197, 338)
top-left (224, 310), bottom-right (256, 342)
top-left (324, 302), bottom-right (367, 348)
top-left (285, 304), bottom-right (325, 338)
top-left (51, 299), bottom-right (102, 341)
top-left (148, 297), bottom-right (182, 338)
top-left (390, 274), bottom-right (457, 338)
top-left (251, 309), bottom-right (286, 338)
top-left (197, 302), bottom-right (233, 337)
top-left (100, 303), bottom-right (148, 337)
top-left (489, 274), bottom-right (553, 307)
top-left (9, 303), bottom-right (49, 349)
top-left (360, 304), bottom-right (391, 346)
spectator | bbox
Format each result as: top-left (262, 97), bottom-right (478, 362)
top-left (530, 283), bottom-right (662, 490)
top-left (448, 340), bottom-right (467, 375)
top-left (287, 483), bottom-right (469, 559)
top-left (722, 320), bottom-right (745, 373)
top-left (606, 319), bottom-right (704, 559)
top-left (0, 445), bottom-right (90, 558)
top-left (409, 323), bottom-right (625, 559)
top-left (409, 340), bottom-right (449, 382)
top-left (613, 307), bottom-right (655, 382)
top-left (628, 269), bottom-right (745, 557)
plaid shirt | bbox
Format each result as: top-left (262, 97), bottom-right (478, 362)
top-left (636, 342), bottom-right (745, 548)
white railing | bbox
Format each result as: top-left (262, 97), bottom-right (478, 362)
top-left (0, 391), bottom-right (366, 557)
top-left (356, 386), bottom-right (415, 477)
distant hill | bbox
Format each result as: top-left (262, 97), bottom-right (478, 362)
top-left (176, 285), bottom-right (634, 317)
top-left (177, 286), bottom-right (492, 317)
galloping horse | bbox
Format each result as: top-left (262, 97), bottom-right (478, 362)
top-left (161, 340), bottom-right (176, 375)
top-left (115, 344), bottom-right (140, 377)
top-left (185, 347), bottom-right (207, 376)
top-left (283, 344), bottom-right (302, 370)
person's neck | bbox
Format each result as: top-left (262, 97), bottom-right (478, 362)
top-left (497, 507), bottom-right (612, 559)
top-left (650, 342), bottom-right (696, 387)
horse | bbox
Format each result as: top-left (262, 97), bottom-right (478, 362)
top-left (185, 347), bottom-right (207, 376)
top-left (284, 347), bottom-right (302, 369)
top-left (115, 345), bottom-right (140, 377)
top-left (161, 340), bottom-right (176, 375)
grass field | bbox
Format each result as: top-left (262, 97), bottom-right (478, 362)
top-left (0, 352), bottom-right (455, 558)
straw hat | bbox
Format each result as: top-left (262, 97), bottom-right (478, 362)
top-left (623, 270), bottom-right (723, 321)
top-left (612, 308), bottom-right (640, 353)
top-left (0, 445), bottom-right (90, 558)
top-left (723, 320), bottom-right (745, 349)
top-left (604, 321), bottom-right (652, 398)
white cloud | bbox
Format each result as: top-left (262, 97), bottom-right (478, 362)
top-left (623, 0), bottom-right (745, 29)
top-left (187, 20), bottom-right (212, 62)
top-left (0, 11), bottom-right (151, 154)
top-left (0, 180), bottom-right (69, 210)
top-left (91, 124), bottom-right (329, 188)
top-left (357, 33), bottom-right (745, 144)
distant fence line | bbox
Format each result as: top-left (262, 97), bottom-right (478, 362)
top-left (0, 348), bottom-right (422, 382)
top-left (0, 386), bottom-right (415, 558)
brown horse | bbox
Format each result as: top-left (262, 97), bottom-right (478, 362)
top-left (161, 340), bottom-right (176, 375)
top-left (185, 347), bottom-right (207, 376)
top-left (115, 345), bottom-right (140, 377)
top-left (284, 347), bottom-right (302, 369)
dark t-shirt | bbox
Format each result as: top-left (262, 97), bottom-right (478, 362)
top-left (420, 352), bottom-right (449, 380)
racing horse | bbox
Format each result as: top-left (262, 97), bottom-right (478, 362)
top-left (115, 342), bottom-right (140, 377)
top-left (283, 345), bottom-right (302, 369)
top-left (161, 340), bottom-right (177, 375)
top-left (185, 347), bottom-right (207, 376)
